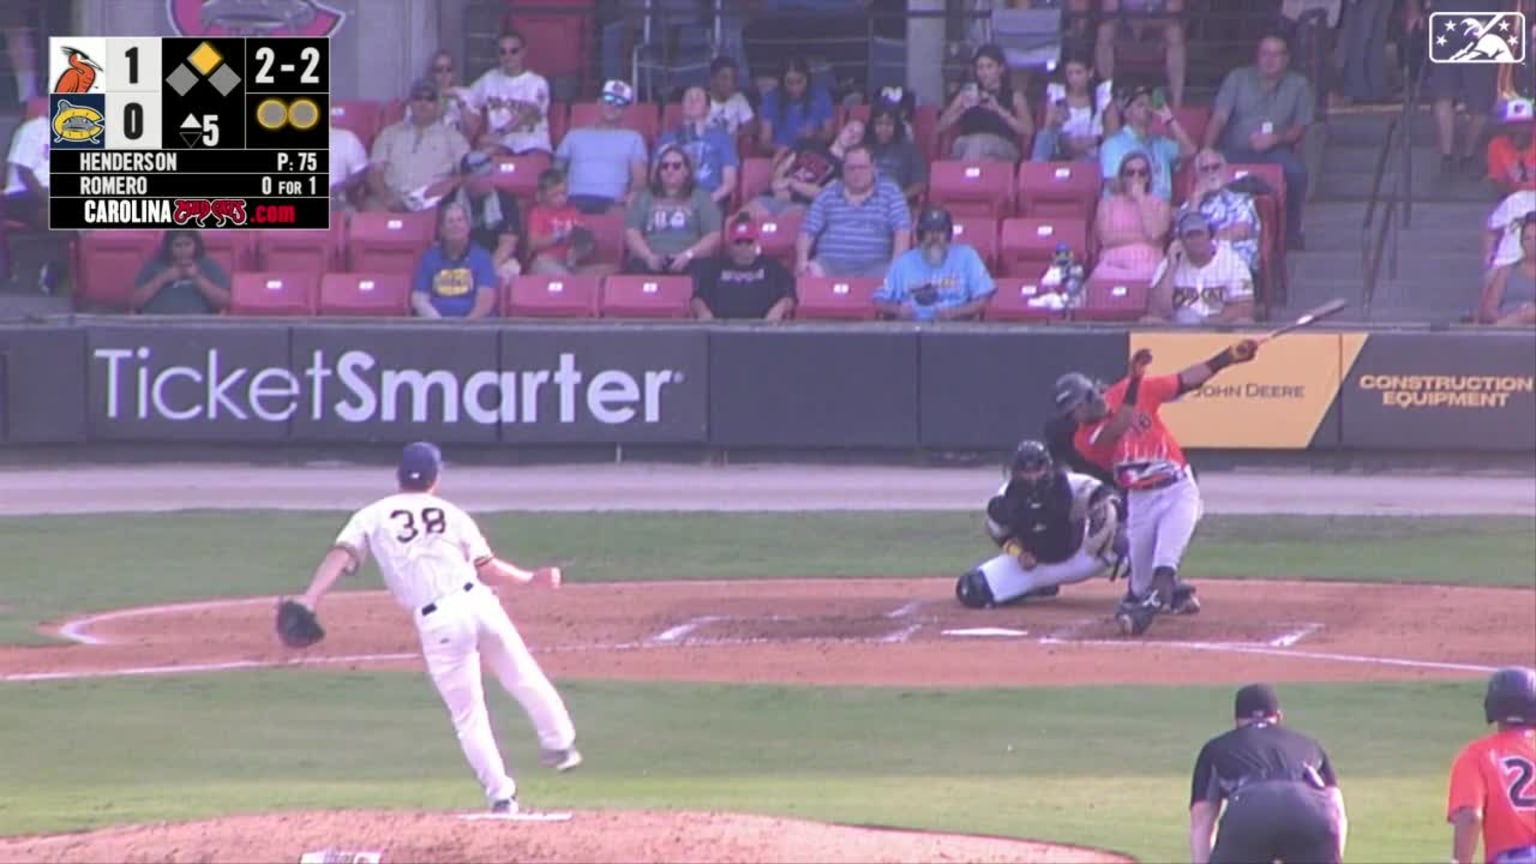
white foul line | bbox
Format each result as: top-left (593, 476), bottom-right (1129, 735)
top-left (1039, 637), bottom-right (1498, 674)
top-left (1269, 623), bottom-right (1324, 648)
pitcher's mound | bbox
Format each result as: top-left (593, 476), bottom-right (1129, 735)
top-left (0, 809), bottom-right (1132, 863)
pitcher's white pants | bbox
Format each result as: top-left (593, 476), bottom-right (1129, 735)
top-left (1124, 471), bottom-right (1204, 600)
top-left (414, 584), bottom-right (576, 803)
top-left (976, 547), bottom-right (1108, 604)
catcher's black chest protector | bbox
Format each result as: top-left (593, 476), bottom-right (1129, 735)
top-left (1003, 474), bottom-right (1077, 564)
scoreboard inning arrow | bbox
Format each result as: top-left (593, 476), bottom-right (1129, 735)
top-left (179, 113), bottom-right (203, 147)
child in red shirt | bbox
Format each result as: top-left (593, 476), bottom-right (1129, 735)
top-left (526, 168), bottom-right (610, 276)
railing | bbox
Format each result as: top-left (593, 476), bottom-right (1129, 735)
top-left (1360, 45), bottom-right (1426, 319)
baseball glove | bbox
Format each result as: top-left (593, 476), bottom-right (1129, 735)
top-left (276, 599), bottom-right (325, 649)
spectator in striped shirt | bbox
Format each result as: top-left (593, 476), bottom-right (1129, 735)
top-left (795, 144), bottom-right (912, 279)
top-left (1146, 210), bottom-right (1255, 325)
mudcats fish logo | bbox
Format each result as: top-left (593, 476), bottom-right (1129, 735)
top-left (166, 0), bottom-right (347, 38)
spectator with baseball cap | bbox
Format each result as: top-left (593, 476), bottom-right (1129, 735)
top-left (1099, 81), bottom-right (1195, 201)
top-left (1188, 684), bottom-right (1348, 864)
top-left (366, 79), bottom-right (470, 212)
top-left (555, 79), bottom-right (649, 215)
top-left (873, 205), bottom-right (995, 322)
top-left (691, 213), bottom-right (796, 320)
top-left (448, 151), bottom-right (524, 282)
top-left (1146, 210), bottom-right (1255, 325)
top-left (1487, 98), bottom-right (1536, 195)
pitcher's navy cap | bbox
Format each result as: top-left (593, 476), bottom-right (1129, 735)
top-left (1235, 683), bottom-right (1281, 720)
top-left (398, 441), bottom-right (442, 490)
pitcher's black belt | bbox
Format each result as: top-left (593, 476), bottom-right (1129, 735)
top-left (420, 582), bottom-right (475, 616)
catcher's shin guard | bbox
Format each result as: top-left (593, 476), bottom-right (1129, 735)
top-left (956, 568), bottom-right (996, 609)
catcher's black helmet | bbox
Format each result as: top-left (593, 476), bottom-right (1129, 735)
top-left (1053, 372), bottom-right (1102, 416)
top-left (1010, 439), bottom-right (1053, 475)
top-left (1484, 666), bottom-right (1536, 725)
top-left (915, 205), bottom-right (954, 239)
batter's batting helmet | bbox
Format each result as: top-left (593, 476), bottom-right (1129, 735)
top-left (1484, 666), bottom-right (1536, 725)
top-left (1053, 372), bottom-right (1103, 416)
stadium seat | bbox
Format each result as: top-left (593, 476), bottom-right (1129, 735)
top-left (984, 277), bottom-right (1071, 322)
top-left (76, 230), bottom-right (162, 310)
top-left (755, 210), bottom-right (802, 267)
top-left (793, 276), bottom-right (881, 321)
top-left (1016, 161), bottom-right (1101, 219)
top-left (504, 0), bottom-right (596, 98)
top-left (381, 98), bottom-right (407, 128)
top-left (1076, 275), bottom-right (1151, 321)
top-left (1151, 105), bottom-right (1212, 150)
top-left (998, 216), bottom-right (1090, 278)
top-left (660, 102), bottom-right (685, 133)
top-left (504, 273), bottom-right (601, 318)
top-left (318, 272), bottom-right (410, 317)
top-left (198, 230), bottom-right (257, 275)
top-left (329, 100), bottom-right (382, 147)
top-left (739, 157), bottom-right (774, 204)
top-left (599, 274), bottom-right (692, 318)
top-left (229, 271), bottom-right (319, 316)
top-left (567, 101), bottom-right (659, 145)
top-left (582, 208), bottom-right (628, 268)
top-left (347, 211), bottom-right (436, 274)
top-left (547, 101), bottom-right (570, 148)
top-left (489, 151), bottom-right (553, 201)
top-left (948, 217), bottom-right (999, 269)
top-left (928, 161), bottom-right (1014, 219)
top-left (257, 226), bottom-right (343, 273)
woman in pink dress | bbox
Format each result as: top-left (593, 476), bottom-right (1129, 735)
top-left (1091, 150), bottom-right (1170, 281)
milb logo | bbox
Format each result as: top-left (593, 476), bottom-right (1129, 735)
top-left (1429, 11), bottom-right (1527, 63)
top-left (93, 347), bottom-right (687, 425)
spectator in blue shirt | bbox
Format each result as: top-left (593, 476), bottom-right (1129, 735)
top-left (874, 205), bottom-right (995, 322)
top-left (758, 56), bottom-right (836, 155)
top-left (796, 144), bottom-right (911, 278)
top-left (657, 85), bottom-right (740, 211)
top-left (412, 200), bottom-right (499, 318)
top-left (555, 79), bottom-right (649, 214)
top-left (1098, 81), bottom-right (1196, 200)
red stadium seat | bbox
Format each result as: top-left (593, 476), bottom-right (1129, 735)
top-left (984, 277), bottom-right (1071, 322)
top-left (257, 226), bottom-right (343, 273)
top-left (504, 0), bottom-right (596, 97)
top-left (76, 230), bottom-right (162, 310)
top-left (1016, 161), bottom-right (1101, 219)
top-left (567, 101), bottom-right (659, 145)
top-left (504, 273), bottom-right (601, 318)
top-left (489, 151), bottom-right (553, 201)
top-left (599, 274), bottom-right (692, 318)
top-left (329, 100), bottom-right (382, 147)
top-left (381, 98), bottom-right (407, 128)
top-left (347, 211), bottom-right (435, 274)
top-left (229, 271), bottom-right (319, 316)
top-left (755, 210), bottom-right (802, 267)
top-left (318, 272), bottom-right (410, 317)
top-left (581, 208), bottom-right (628, 268)
top-left (198, 230), bottom-right (257, 275)
top-left (928, 161), bottom-right (1014, 219)
top-left (999, 217), bottom-right (1090, 278)
top-left (1151, 105), bottom-right (1211, 150)
top-left (947, 217), bottom-right (999, 269)
top-left (547, 102), bottom-right (569, 149)
top-left (793, 276), bottom-right (881, 321)
top-left (661, 102), bottom-right (685, 132)
top-left (739, 157), bottom-right (775, 204)
top-left (1076, 275), bottom-right (1151, 321)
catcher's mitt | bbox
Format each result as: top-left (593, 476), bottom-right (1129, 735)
top-left (276, 599), bottom-right (325, 649)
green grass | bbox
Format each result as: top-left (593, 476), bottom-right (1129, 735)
top-left (0, 675), bottom-right (1484, 862)
top-left (0, 512), bottom-right (1530, 644)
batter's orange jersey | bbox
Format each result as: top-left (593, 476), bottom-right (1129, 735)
top-left (1073, 373), bottom-right (1190, 490)
top-left (1447, 727), bottom-right (1536, 863)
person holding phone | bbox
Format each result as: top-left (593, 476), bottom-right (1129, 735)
top-left (1030, 52), bottom-right (1117, 162)
top-left (1099, 82), bottom-right (1195, 200)
top-left (938, 44), bottom-right (1035, 163)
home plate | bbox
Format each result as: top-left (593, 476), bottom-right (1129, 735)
top-left (460, 811), bottom-right (574, 822)
top-left (942, 627), bottom-right (1029, 638)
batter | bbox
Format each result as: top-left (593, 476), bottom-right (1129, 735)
top-left (955, 439), bottom-right (1127, 608)
top-left (1053, 339), bottom-right (1259, 636)
top-left (291, 441), bottom-right (581, 814)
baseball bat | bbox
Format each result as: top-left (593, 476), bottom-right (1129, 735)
top-left (1254, 298), bottom-right (1348, 345)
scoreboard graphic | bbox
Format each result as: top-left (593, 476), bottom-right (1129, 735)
top-left (47, 36), bottom-right (331, 231)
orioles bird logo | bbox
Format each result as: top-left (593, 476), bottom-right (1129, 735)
top-left (53, 46), bottom-right (103, 94)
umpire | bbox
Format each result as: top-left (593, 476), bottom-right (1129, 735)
top-left (1188, 684), bottom-right (1349, 864)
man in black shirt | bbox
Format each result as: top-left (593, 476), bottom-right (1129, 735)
top-left (692, 214), bottom-right (797, 320)
top-left (955, 439), bottom-right (1125, 608)
top-left (1189, 684), bottom-right (1349, 864)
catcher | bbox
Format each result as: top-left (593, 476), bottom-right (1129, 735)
top-left (955, 439), bottom-right (1127, 609)
top-left (275, 441), bottom-right (582, 816)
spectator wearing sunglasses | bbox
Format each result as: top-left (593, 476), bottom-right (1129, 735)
top-left (1099, 81), bottom-right (1194, 201)
top-left (556, 79), bottom-right (649, 215)
top-left (1091, 150), bottom-right (1170, 283)
top-left (466, 30), bottom-right (553, 155)
top-left (418, 49), bottom-right (478, 139)
top-left (624, 144), bottom-right (723, 275)
top-left (692, 213), bottom-right (796, 320)
top-left (365, 79), bottom-right (470, 212)
top-left (1177, 149), bottom-right (1261, 273)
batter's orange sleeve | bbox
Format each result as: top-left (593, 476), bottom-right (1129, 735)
top-left (1447, 743), bottom-right (1487, 820)
top-left (1142, 374), bottom-right (1183, 410)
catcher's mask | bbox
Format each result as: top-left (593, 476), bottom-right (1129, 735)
top-left (1054, 372), bottom-right (1107, 420)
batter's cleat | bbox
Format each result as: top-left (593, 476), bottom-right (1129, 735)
top-left (1150, 568), bottom-right (1179, 612)
top-left (1114, 594), bottom-right (1160, 637)
top-left (490, 797), bottom-right (518, 815)
top-left (540, 747), bottom-right (583, 772)
top-left (1170, 583), bottom-right (1200, 615)
top-left (1020, 585), bottom-right (1061, 601)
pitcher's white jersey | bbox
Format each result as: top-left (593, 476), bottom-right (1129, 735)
top-left (333, 492), bottom-right (493, 611)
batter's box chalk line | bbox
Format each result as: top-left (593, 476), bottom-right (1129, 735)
top-left (459, 811), bottom-right (574, 823)
top-left (941, 627), bottom-right (1030, 638)
top-left (646, 610), bottom-right (926, 647)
